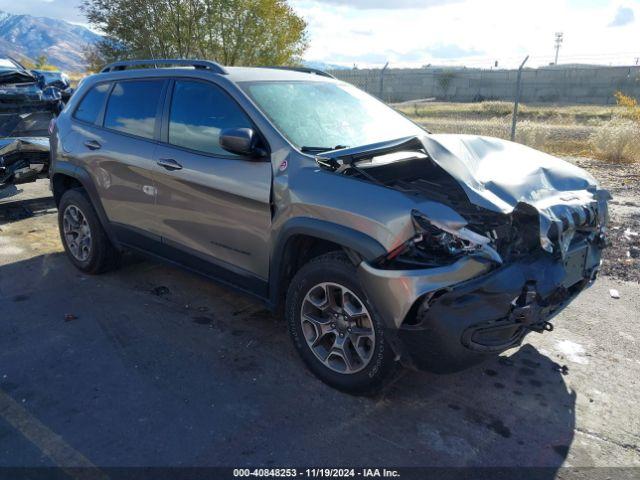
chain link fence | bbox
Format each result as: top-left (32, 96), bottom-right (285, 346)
top-left (331, 65), bottom-right (640, 105)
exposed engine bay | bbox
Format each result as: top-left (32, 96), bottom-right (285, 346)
top-left (316, 134), bottom-right (609, 270)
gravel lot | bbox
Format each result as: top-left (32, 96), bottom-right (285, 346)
top-left (0, 159), bottom-right (639, 473)
top-left (569, 158), bottom-right (640, 283)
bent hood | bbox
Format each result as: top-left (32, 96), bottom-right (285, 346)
top-left (422, 134), bottom-right (610, 255)
top-left (316, 133), bottom-right (609, 258)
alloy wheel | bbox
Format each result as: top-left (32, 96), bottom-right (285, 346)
top-left (300, 282), bottom-right (376, 374)
top-left (63, 204), bottom-right (92, 262)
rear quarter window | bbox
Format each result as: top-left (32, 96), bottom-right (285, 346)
top-left (73, 82), bottom-right (111, 124)
top-left (104, 80), bottom-right (164, 139)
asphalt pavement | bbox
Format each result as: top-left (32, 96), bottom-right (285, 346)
top-left (0, 181), bottom-right (638, 474)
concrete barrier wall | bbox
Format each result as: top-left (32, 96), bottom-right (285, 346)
top-left (330, 66), bottom-right (640, 104)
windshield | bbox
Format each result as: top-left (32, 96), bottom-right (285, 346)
top-left (241, 81), bottom-right (424, 151)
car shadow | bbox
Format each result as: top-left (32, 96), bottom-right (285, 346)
top-left (375, 344), bottom-right (576, 468)
top-left (0, 184), bottom-right (20, 200)
top-left (0, 251), bottom-right (575, 471)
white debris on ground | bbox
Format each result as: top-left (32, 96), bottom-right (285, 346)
top-left (609, 288), bottom-right (621, 299)
top-left (555, 339), bottom-right (589, 365)
top-left (0, 236), bottom-right (24, 256)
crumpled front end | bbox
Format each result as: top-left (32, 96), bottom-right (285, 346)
top-left (391, 245), bottom-right (601, 373)
top-left (316, 133), bottom-right (609, 372)
top-left (422, 134), bottom-right (610, 260)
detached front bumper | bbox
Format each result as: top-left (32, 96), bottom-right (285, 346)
top-left (358, 240), bottom-right (602, 373)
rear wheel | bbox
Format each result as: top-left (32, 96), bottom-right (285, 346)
top-left (286, 252), bottom-right (397, 395)
top-left (58, 188), bottom-right (120, 274)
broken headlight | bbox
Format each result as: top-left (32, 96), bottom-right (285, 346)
top-left (378, 211), bottom-right (503, 268)
top-left (411, 211), bottom-right (471, 256)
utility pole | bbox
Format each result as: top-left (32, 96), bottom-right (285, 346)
top-left (511, 55), bottom-right (529, 142)
top-left (554, 32), bottom-right (564, 65)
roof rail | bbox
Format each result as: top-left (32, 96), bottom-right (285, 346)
top-left (262, 66), bottom-right (336, 79)
top-left (100, 59), bottom-right (228, 75)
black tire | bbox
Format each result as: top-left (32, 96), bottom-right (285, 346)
top-left (58, 188), bottom-right (120, 274)
top-left (286, 252), bottom-right (397, 395)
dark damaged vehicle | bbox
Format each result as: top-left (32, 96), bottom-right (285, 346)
top-left (0, 58), bottom-right (66, 185)
top-left (32, 69), bottom-right (74, 103)
top-left (49, 59), bottom-right (609, 393)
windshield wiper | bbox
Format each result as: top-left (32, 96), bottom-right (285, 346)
top-left (315, 136), bottom-right (425, 173)
top-left (300, 145), bottom-right (349, 154)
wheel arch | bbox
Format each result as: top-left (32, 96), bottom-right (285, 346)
top-left (268, 217), bottom-right (386, 309)
top-left (50, 163), bottom-right (121, 249)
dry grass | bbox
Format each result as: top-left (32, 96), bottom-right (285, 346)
top-left (589, 118), bottom-right (640, 163)
top-left (398, 100), bottom-right (638, 162)
top-left (397, 100), bottom-right (622, 123)
top-left (417, 118), bottom-right (595, 157)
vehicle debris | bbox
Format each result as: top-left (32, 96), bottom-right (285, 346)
top-left (0, 58), bottom-right (70, 186)
top-left (551, 363), bottom-right (570, 375)
top-left (31, 69), bottom-right (74, 103)
top-left (623, 228), bottom-right (638, 241)
top-left (0, 137), bottom-right (50, 184)
top-left (609, 289), bottom-right (620, 299)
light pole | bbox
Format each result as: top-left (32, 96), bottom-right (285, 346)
top-left (554, 32), bottom-right (564, 65)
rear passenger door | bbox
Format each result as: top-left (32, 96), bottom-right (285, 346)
top-left (153, 78), bottom-right (272, 285)
top-left (80, 79), bottom-right (167, 243)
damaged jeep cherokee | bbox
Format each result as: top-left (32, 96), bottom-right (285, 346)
top-left (50, 59), bottom-right (609, 394)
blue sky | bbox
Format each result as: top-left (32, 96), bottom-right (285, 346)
top-left (1, 0), bottom-right (638, 68)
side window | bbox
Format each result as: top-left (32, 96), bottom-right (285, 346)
top-left (169, 80), bottom-right (252, 156)
top-left (104, 80), bottom-right (164, 139)
top-left (74, 82), bottom-right (110, 124)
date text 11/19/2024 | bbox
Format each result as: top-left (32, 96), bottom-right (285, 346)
top-left (233, 468), bottom-right (401, 478)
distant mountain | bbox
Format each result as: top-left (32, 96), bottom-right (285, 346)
top-left (303, 61), bottom-right (350, 72)
top-left (0, 10), bottom-right (352, 74)
top-left (0, 10), bottom-right (100, 72)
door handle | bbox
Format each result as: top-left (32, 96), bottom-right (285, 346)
top-left (157, 158), bottom-right (183, 171)
top-left (84, 140), bottom-right (101, 150)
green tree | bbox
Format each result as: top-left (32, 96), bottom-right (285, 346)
top-left (82, 43), bottom-right (107, 73)
top-left (81, 0), bottom-right (308, 67)
top-left (35, 54), bottom-right (48, 69)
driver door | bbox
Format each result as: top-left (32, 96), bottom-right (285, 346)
top-left (153, 79), bottom-right (272, 287)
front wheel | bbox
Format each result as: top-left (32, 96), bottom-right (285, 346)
top-left (285, 252), bottom-right (397, 395)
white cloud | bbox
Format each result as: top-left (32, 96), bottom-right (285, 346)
top-left (0, 0), bottom-right (84, 22)
top-left (1, 0), bottom-right (638, 68)
top-left (609, 6), bottom-right (635, 27)
top-left (309, 0), bottom-right (462, 9)
top-left (293, 0), bottom-right (640, 68)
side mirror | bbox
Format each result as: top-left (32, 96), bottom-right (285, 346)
top-left (219, 128), bottom-right (267, 159)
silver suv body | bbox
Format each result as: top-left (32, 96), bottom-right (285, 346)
top-left (50, 59), bottom-right (609, 393)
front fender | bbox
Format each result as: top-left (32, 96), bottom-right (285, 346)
top-left (268, 216), bottom-right (386, 306)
